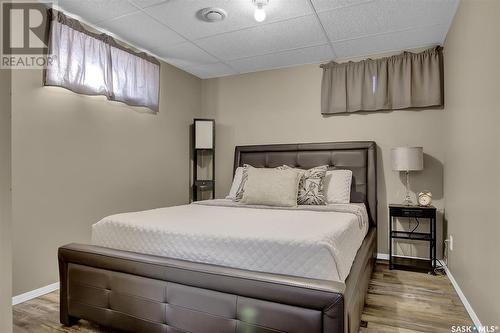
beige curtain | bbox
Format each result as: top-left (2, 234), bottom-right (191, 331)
top-left (320, 47), bottom-right (443, 114)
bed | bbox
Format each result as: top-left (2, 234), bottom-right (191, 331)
top-left (58, 141), bottom-right (377, 333)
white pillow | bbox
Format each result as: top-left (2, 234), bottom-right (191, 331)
top-left (241, 168), bottom-right (301, 207)
top-left (226, 167), bottom-right (244, 200)
top-left (323, 169), bottom-right (353, 204)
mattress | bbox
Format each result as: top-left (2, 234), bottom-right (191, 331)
top-left (91, 199), bottom-right (369, 282)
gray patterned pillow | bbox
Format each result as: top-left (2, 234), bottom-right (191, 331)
top-left (234, 164), bottom-right (252, 201)
top-left (280, 165), bottom-right (328, 205)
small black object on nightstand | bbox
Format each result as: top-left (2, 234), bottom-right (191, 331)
top-left (389, 204), bottom-right (437, 273)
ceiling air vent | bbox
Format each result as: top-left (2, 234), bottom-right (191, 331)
top-left (198, 7), bottom-right (227, 22)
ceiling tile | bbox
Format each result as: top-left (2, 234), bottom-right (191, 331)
top-left (318, 0), bottom-right (458, 42)
top-left (156, 42), bottom-right (219, 67)
top-left (127, 0), bottom-right (168, 9)
top-left (57, 0), bottom-right (139, 24)
top-left (176, 62), bottom-right (237, 79)
top-left (145, 0), bottom-right (313, 40)
top-left (332, 25), bottom-right (446, 59)
top-left (99, 11), bottom-right (185, 55)
top-left (195, 15), bottom-right (327, 61)
top-left (311, 0), bottom-right (373, 13)
top-left (229, 44), bottom-right (333, 74)
top-left (53, 0), bottom-right (459, 78)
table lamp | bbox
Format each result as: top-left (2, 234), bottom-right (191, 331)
top-left (391, 147), bottom-right (423, 205)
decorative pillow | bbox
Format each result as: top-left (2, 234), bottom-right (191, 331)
top-left (226, 167), bottom-right (244, 200)
top-left (280, 165), bottom-right (328, 205)
top-left (323, 169), bottom-right (353, 204)
top-left (241, 168), bottom-right (301, 207)
top-left (234, 164), bottom-right (252, 201)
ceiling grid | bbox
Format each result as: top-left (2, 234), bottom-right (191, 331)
top-left (51, 0), bottom-right (460, 78)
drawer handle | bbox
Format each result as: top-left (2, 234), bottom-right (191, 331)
top-left (402, 209), bottom-right (422, 215)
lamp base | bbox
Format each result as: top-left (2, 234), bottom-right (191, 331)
top-left (403, 171), bottom-right (414, 206)
top-left (402, 197), bottom-right (414, 206)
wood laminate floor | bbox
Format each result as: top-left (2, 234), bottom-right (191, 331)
top-left (13, 262), bottom-right (473, 333)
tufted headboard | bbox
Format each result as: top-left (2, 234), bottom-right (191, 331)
top-left (233, 141), bottom-right (377, 226)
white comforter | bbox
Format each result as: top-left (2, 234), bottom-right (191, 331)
top-left (91, 199), bottom-right (369, 282)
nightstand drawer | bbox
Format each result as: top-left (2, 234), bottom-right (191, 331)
top-left (389, 206), bottom-right (435, 218)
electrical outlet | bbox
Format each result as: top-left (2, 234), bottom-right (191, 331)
top-left (449, 235), bottom-right (453, 251)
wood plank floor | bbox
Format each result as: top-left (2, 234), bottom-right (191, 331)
top-left (13, 262), bottom-right (472, 333)
top-left (360, 262), bottom-right (472, 332)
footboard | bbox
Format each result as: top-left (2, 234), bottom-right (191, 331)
top-left (58, 243), bottom-right (347, 333)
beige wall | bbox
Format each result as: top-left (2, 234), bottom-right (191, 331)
top-left (11, 63), bottom-right (201, 295)
top-left (0, 67), bottom-right (12, 331)
top-left (443, 0), bottom-right (500, 325)
top-left (9, 1), bottom-right (499, 325)
top-left (201, 61), bottom-right (446, 258)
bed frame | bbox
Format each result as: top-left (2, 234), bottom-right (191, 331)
top-left (58, 141), bottom-right (377, 333)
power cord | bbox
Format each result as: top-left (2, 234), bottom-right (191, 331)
top-left (407, 217), bottom-right (446, 275)
top-left (409, 217), bottom-right (420, 235)
top-left (434, 258), bottom-right (447, 275)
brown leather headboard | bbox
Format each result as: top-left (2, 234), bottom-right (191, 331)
top-left (233, 141), bottom-right (377, 226)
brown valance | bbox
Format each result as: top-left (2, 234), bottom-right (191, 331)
top-left (47, 9), bottom-right (159, 65)
top-left (320, 46), bottom-right (443, 114)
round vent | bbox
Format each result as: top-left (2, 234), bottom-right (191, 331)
top-left (198, 7), bottom-right (227, 22)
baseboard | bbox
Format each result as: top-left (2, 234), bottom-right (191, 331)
top-left (12, 282), bottom-right (60, 306)
top-left (377, 252), bottom-right (482, 328)
top-left (443, 265), bottom-right (482, 328)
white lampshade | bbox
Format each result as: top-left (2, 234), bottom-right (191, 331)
top-left (391, 147), bottom-right (423, 171)
top-left (194, 119), bottom-right (214, 149)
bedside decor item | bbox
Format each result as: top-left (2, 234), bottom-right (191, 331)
top-left (193, 119), bottom-right (215, 201)
top-left (389, 204), bottom-right (437, 273)
top-left (391, 146), bottom-right (424, 205)
top-left (418, 191), bottom-right (433, 206)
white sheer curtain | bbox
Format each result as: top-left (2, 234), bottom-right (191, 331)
top-left (45, 21), bottom-right (111, 97)
top-left (110, 47), bottom-right (160, 111)
top-left (45, 11), bottom-right (160, 112)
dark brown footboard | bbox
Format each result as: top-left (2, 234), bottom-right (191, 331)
top-left (58, 228), bottom-right (376, 333)
top-left (59, 246), bottom-right (345, 332)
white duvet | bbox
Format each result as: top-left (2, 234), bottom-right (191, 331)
top-left (91, 199), bottom-right (369, 282)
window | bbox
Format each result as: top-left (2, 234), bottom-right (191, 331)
top-left (44, 10), bottom-right (160, 112)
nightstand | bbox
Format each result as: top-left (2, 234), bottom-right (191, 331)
top-left (389, 204), bottom-right (437, 273)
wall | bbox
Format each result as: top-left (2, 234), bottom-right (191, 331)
top-left (11, 62), bottom-right (201, 295)
top-left (443, 0), bottom-right (500, 325)
top-left (201, 59), bottom-right (446, 258)
top-left (0, 67), bottom-right (12, 331)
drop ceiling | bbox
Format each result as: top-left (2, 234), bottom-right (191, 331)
top-left (53, 0), bottom-right (459, 79)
